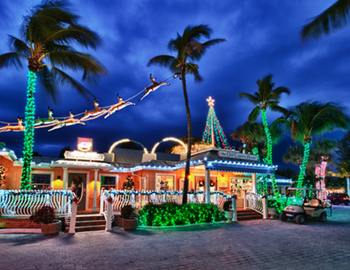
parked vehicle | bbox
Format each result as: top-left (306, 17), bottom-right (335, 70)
top-left (327, 193), bottom-right (349, 205)
top-left (280, 188), bottom-right (331, 225)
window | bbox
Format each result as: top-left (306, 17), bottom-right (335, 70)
top-left (156, 174), bottom-right (175, 191)
top-left (101, 175), bottom-right (117, 190)
top-left (31, 174), bottom-right (51, 190)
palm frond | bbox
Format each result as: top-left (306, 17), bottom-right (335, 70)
top-left (8, 36), bottom-right (30, 55)
top-left (45, 26), bottom-right (102, 49)
top-left (186, 63), bottom-right (202, 82)
top-left (46, 51), bottom-right (106, 79)
top-left (248, 106), bottom-right (261, 122)
top-left (301, 0), bottom-right (350, 40)
top-left (238, 92), bottom-right (260, 105)
top-left (37, 65), bottom-right (58, 102)
top-left (0, 52), bottom-right (25, 70)
top-left (269, 104), bottom-right (289, 115)
top-left (49, 65), bottom-right (95, 98)
top-left (147, 55), bottom-right (176, 69)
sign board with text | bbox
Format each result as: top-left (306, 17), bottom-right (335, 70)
top-left (218, 150), bottom-right (258, 161)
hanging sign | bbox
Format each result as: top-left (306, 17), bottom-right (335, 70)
top-left (218, 150), bottom-right (258, 161)
top-left (64, 150), bottom-right (104, 161)
top-left (77, 137), bottom-right (93, 152)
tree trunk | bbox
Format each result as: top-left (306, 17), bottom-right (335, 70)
top-left (21, 71), bottom-right (37, 190)
top-left (181, 69), bottom-right (192, 205)
top-left (297, 141), bottom-right (312, 196)
top-left (261, 110), bottom-right (279, 202)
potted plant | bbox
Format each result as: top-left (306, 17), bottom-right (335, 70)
top-left (121, 204), bottom-right (137, 231)
top-left (223, 200), bottom-right (233, 223)
top-left (267, 198), bottom-right (278, 218)
top-left (30, 205), bottom-right (61, 236)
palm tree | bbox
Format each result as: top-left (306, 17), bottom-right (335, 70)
top-left (238, 75), bottom-right (290, 201)
top-left (283, 145), bottom-right (304, 167)
top-left (0, 1), bottom-right (106, 189)
top-left (278, 101), bottom-right (350, 195)
top-left (310, 139), bottom-right (337, 168)
top-left (230, 122), bottom-right (264, 158)
top-left (301, 1), bottom-right (350, 40)
top-left (148, 24), bottom-right (225, 204)
top-left (336, 131), bottom-right (350, 195)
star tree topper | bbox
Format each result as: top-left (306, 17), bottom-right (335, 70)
top-left (207, 96), bottom-right (215, 107)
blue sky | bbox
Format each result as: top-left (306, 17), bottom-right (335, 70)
top-left (0, 0), bottom-right (349, 168)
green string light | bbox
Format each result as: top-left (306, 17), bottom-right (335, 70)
top-left (296, 141), bottom-right (311, 197)
top-left (20, 71), bottom-right (37, 190)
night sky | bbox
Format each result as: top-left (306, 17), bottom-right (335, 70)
top-left (0, 1), bottom-right (349, 168)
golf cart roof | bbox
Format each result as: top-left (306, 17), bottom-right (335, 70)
top-left (287, 187), bottom-right (321, 191)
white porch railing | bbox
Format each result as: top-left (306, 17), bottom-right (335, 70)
top-left (100, 190), bottom-right (232, 216)
top-left (0, 190), bottom-right (74, 218)
top-left (244, 191), bottom-right (268, 219)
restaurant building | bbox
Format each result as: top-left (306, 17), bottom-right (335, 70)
top-left (0, 136), bottom-right (291, 211)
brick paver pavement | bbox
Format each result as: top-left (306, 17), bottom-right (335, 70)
top-left (1, 206), bottom-right (350, 270)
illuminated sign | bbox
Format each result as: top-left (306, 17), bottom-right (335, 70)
top-left (218, 151), bottom-right (258, 161)
top-left (77, 137), bottom-right (93, 152)
top-left (64, 151), bottom-right (104, 161)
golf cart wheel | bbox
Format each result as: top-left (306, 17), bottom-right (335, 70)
top-left (295, 215), bottom-right (305, 224)
top-left (345, 202), bottom-right (349, 206)
top-left (319, 212), bottom-right (327, 222)
top-left (279, 213), bottom-right (287, 222)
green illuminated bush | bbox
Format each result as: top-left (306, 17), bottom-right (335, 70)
top-left (138, 202), bottom-right (224, 227)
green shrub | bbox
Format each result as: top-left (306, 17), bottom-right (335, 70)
top-left (138, 202), bottom-right (224, 227)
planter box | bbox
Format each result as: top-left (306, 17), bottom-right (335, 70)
top-left (41, 220), bottom-right (62, 236)
top-left (122, 218), bottom-right (137, 231)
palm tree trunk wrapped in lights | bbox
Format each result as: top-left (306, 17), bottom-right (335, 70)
top-left (148, 24), bottom-right (225, 204)
top-left (0, 1), bottom-right (106, 189)
top-left (21, 71), bottom-right (37, 189)
top-left (277, 101), bottom-right (350, 197)
top-left (239, 75), bottom-right (290, 203)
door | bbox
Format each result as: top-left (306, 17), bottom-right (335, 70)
top-left (68, 173), bottom-right (87, 211)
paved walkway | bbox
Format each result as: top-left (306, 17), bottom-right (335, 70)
top-left (1, 206), bottom-right (350, 270)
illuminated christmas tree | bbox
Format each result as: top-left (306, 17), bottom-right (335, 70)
top-left (201, 97), bottom-right (231, 149)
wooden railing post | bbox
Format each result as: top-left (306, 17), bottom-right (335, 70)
top-left (68, 201), bottom-right (78, 235)
top-left (262, 195), bottom-right (268, 220)
top-left (243, 190), bottom-right (247, 209)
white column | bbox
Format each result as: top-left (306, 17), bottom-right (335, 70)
top-left (106, 201), bottom-right (112, 231)
top-left (93, 169), bottom-right (98, 213)
top-left (262, 196), bottom-right (268, 220)
top-left (68, 201), bottom-right (78, 234)
top-left (62, 167), bottom-right (68, 190)
top-left (205, 170), bottom-right (211, 203)
top-left (232, 195), bottom-right (237, 222)
top-left (252, 173), bottom-right (257, 193)
top-left (347, 178), bottom-right (350, 196)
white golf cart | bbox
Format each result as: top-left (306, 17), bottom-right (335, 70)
top-left (279, 187), bottom-right (331, 224)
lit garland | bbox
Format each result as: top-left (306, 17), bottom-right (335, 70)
top-left (263, 175), bottom-right (268, 194)
top-left (0, 189), bottom-right (74, 196)
top-left (261, 109), bottom-right (281, 203)
top-left (138, 202), bottom-right (224, 227)
top-left (201, 97), bottom-right (231, 149)
top-left (104, 189), bottom-right (232, 199)
top-left (0, 164), bottom-right (6, 189)
top-left (21, 71), bottom-right (37, 190)
top-left (297, 141), bottom-right (311, 196)
top-left (252, 147), bottom-right (260, 162)
top-left (261, 110), bottom-right (272, 165)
